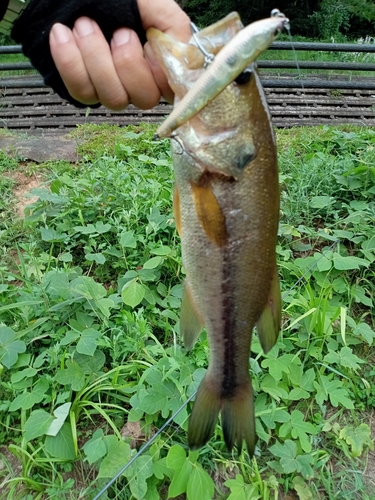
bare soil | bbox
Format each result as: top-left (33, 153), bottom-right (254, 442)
top-left (4, 169), bottom-right (43, 217)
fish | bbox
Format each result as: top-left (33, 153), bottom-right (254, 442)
top-left (147, 12), bottom-right (283, 456)
top-left (155, 11), bottom-right (289, 139)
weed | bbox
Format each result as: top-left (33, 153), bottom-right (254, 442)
top-left (0, 124), bottom-right (374, 499)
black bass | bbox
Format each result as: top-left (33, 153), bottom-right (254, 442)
top-left (147, 12), bottom-right (283, 456)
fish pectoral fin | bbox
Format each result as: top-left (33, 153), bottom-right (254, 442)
top-left (191, 182), bottom-right (228, 247)
top-left (180, 282), bottom-right (203, 350)
top-left (256, 267), bottom-right (281, 354)
top-left (221, 379), bottom-right (256, 457)
top-left (173, 184), bottom-right (182, 237)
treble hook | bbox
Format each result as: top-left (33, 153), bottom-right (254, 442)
top-left (190, 22), bottom-right (215, 67)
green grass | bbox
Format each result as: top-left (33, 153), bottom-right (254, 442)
top-left (0, 124), bottom-right (374, 499)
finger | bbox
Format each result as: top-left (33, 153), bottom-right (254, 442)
top-left (111, 28), bottom-right (161, 109)
top-left (73, 17), bottom-right (130, 110)
top-left (138, 0), bottom-right (191, 39)
top-left (50, 23), bottom-right (99, 105)
top-left (138, 0), bottom-right (191, 102)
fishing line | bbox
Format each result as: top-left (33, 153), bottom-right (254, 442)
top-left (93, 239), bottom-right (339, 498)
top-left (92, 391), bottom-right (196, 500)
top-left (283, 15), bottom-right (310, 110)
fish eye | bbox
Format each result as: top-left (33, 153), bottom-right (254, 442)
top-left (235, 68), bottom-right (253, 85)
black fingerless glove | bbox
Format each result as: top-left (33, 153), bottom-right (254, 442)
top-left (11, 0), bottom-right (146, 107)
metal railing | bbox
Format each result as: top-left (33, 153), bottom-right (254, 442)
top-left (1, 42), bottom-right (375, 91)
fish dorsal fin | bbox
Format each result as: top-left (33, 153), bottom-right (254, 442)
top-left (180, 281), bottom-right (204, 350)
top-left (256, 267), bottom-right (281, 353)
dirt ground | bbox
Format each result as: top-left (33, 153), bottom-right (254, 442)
top-left (4, 170), bottom-right (43, 217)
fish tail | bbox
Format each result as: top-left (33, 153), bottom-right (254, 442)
top-left (188, 374), bottom-right (257, 457)
top-left (188, 373), bottom-right (221, 451)
top-left (221, 378), bottom-right (257, 457)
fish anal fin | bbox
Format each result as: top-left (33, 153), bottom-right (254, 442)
top-left (188, 374), bottom-right (221, 450)
top-left (256, 268), bottom-right (281, 354)
top-left (180, 282), bottom-right (203, 350)
top-left (191, 182), bottom-right (227, 247)
top-left (173, 184), bottom-right (182, 237)
top-left (222, 378), bottom-right (256, 457)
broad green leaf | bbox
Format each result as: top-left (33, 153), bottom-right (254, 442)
top-left (0, 326), bottom-right (26, 369)
top-left (74, 351), bottom-right (105, 375)
top-left (73, 224), bottom-right (98, 234)
top-left (293, 476), bottom-right (314, 500)
top-left (85, 253), bottom-right (106, 265)
top-left (95, 221), bottom-right (112, 233)
top-left (24, 409), bottom-right (54, 442)
top-left (60, 330), bottom-right (80, 346)
top-left (354, 322), bottom-right (375, 345)
top-left (71, 276), bottom-right (107, 300)
top-left (138, 391), bottom-right (168, 415)
top-left (310, 196), bottom-right (334, 208)
top-left (95, 297), bottom-right (115, 318)
top-left (11, 367), bottom-right (37, 384)
top-left (46, 403), bottom-right (72, 437)
top-left (153, 457), bottom-right (172, 480)
top-left (44, 422), bottom-right (76, 460)
top-left (122, 279), bottom-right (145, 308)
top-left (59, 252), bottom-right (73, 262)
top-left (225, 475), bottom-right (259, 500)
top-left (284, 410), bottom-right (317, 453)
top-left (333, 253), bottom-right (369, 270)
top-left (314, 375), bottom-right (354, 409)
top-left (260, 375), bottom-right (289, 401)
top-left (166, 445), bottom-right (191, 497)
top-left (40, 227), bottom-right (67, 242)
top-left (83, 429), bottom-right (107, 465)
top-left (9, 378), bottom-right (49, 411)
top-left (76, 328), bottom-right (101, 356)
top-left (339, 424), bottom-right (374, 458)
top-left (261, 354), bottom-right (295, 381)
top-left (98, 439), bottom-right (131, 478)
top-left (119, 230), bottom-right (137, 248)
top-left (151, 246), bottom-right (172, 256)
top-left (324, 347), bottom-right (364, 372)
top-left (12, 353), bottom-right (31, 369)
top-left (315, 251), bottom-right (332, 272)
top-left (143, 256), bottom-right (164, 270)
top-left (270, 439), bottom-right (313, 478)
top-left (186, 465), bottom-right (215, 500)
top-left (124, 455), bottom-right (154, 499)
top-left (288, 388), bottom-right (310, 400)
top-left (54, 360), bottom-right (86, 391)
top-left (269, 439), bottom-right (299, 473)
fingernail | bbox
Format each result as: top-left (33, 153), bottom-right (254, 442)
top-left (74, 18), bottom-right (94, 37)
top-left (51, 23), bottom-right (70, 44)
top-left (112, 28), bottom-right (131, 47)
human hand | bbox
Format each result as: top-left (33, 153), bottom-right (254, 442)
top-left (49, 0), bottom-right (191, 110)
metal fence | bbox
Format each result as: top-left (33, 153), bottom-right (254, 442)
top-left (0, 41), bottom-right (375, 130)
